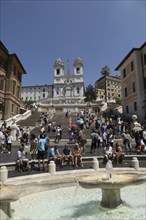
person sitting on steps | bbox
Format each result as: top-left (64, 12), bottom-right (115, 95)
top-left (112, 142), bottom-right (124, 165)
top-left (62, 144), bottom-right (74, 166)
top-left (17, 144), bottom-right (30, 174)
top-left (48, 145), bottom-right (63, 167)
top-left (102, 142), bottom-right (114, 164)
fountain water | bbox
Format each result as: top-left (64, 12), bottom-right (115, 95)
top-left (0, 166), bottom-right (21, 220)
top-left (105, 160), bottom-right (113, 179)
top-left (76, 161), bottom-right (146, 209)
top-left (11, 183), bottom-right (146, 220)
top-left (2, 159), bottom-right (146, 219)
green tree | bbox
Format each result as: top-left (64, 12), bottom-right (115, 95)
top-left (101, 65), bottom-right (111, 76)
top-left (115, 97), bottom-right (122, 105)
top-left (84, 84), bottom-right (96, 102)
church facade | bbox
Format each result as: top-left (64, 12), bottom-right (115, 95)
top-left (53, 57), bottom-right (85, 103)
top-left (21, 57), bottom-right (85, 104)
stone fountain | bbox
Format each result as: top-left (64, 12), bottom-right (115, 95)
top-left (0, 166), bottom-right (21, 220)
top-left (76, 160), bottom-right (146, 209)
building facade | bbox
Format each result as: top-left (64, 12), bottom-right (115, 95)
top-left (53, 57), bottom-right (84, 103)
top-left (115, 42), bottom-right (146, 122)
top-left (0, 41), bottom-right (26, 120)
top-left (95, 75), bottom-right (121, 103)
top-left (21, 57), bottom-right (85, 104)
top-left (21, 84), bottom-right (53, 102)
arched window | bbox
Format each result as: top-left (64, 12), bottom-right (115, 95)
top-left (77, 87), bottom-right (80, 94)
top-left (76, 67), bottom-right (80, 74)
top-left (56, 69), bottom-right (60, 75)
top-left (57, 88), bottom-right (59, 95)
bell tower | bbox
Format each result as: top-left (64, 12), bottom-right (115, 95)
top-left (73, 56), bottom-right (83, 75)
top-left (54, 58), bottom-right (64, 78)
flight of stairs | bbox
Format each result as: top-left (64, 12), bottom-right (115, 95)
top-left (17, 110), bottom-right (92, 139)
top-left (17, 110), bottom-right (40, 127)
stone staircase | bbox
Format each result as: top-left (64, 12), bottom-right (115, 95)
top-left (17, 110), bottom-right (40, 127)
top-left (17, 110), bottom-right (92, 140)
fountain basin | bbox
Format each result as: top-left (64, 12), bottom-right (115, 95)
top-left (0, 185), bottom-right (21, 219)
top-left (76, 172), bottom-right (146, 189)
top-left (0, 185), bottom-right (21, 202)
top-left (76, 172), bottom-right (146, 209)
top-left (11, 183), bottom-right (146, 220)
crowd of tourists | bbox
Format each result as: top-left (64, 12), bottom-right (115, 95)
top-left (0, 109), bottom-right (146, 174)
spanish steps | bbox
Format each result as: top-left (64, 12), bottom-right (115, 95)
top-left (17, 110), bottom-right (92, 140)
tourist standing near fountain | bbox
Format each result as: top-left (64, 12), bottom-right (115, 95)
top-left (37, 134), bottom-right (47, 171)
top-left (77, 130), bottom-right (87, 155)
top-left (122, 130), bottom-right (133, 155)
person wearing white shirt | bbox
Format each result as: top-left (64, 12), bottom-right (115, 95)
top-left (0, 129), bottom-right (5, 153)
top-left (6, 132), bottom-right (13, 153)
top-left (17, 144), bottom-right (30, 174)
top-left (103, 143), bottom-right (113, 163)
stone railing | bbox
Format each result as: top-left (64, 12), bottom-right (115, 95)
top-left (0, 155), bottom-right (146, 177)
top-left (0, 110), bottom-right (32, 127)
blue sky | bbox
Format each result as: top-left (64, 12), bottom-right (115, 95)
top-left (1, 0), bottom-right (146, 87)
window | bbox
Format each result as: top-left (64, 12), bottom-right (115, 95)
top-left (17, 86), bottom-right (20, 98)
top-left (18, 72), bottom-right (22, 82)
top-left (0, 57), bottom-right (7, 71)
top-left (131, 61), bottom-right (134, 71)
top-left (123, 69), bottom-right (126, 78)
top-left (132, 82), bottom-right (136, 93)
top-left (144, 54), bottom-right (146, 65)
top-left (57, 88), bottom-right (59, 95)
top-left (14, 66), bottom-right (17, 76)
top-left (0, 78), bottom-right (4, 91)
top-left (126, 105), bottom-right (129, 113)
top-left (56, 69), bottom-right (60, 75)
top-left (76, 67), bottom-right (80, 74)
top-left (77, 87), bottom-right (80, 94)
top-left (43, 93), bottom-right (45, 98)
top-left (12, 104), bottom-right (14, 112)
top-left (124, 87), bottom-right (128, 97)
top-left (17, 107), bottom-right (19, 114)
top-left (43, 88), bottom-right (45, 92)
top-left (12, 81), bottom-right (16, 95)
top-left (134, 102), bottom-right (137, 111)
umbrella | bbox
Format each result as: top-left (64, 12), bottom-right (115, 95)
top-left (69, 124), bottom-right (77, 127)
top-left (132, 122), bottom-right (143, 132)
